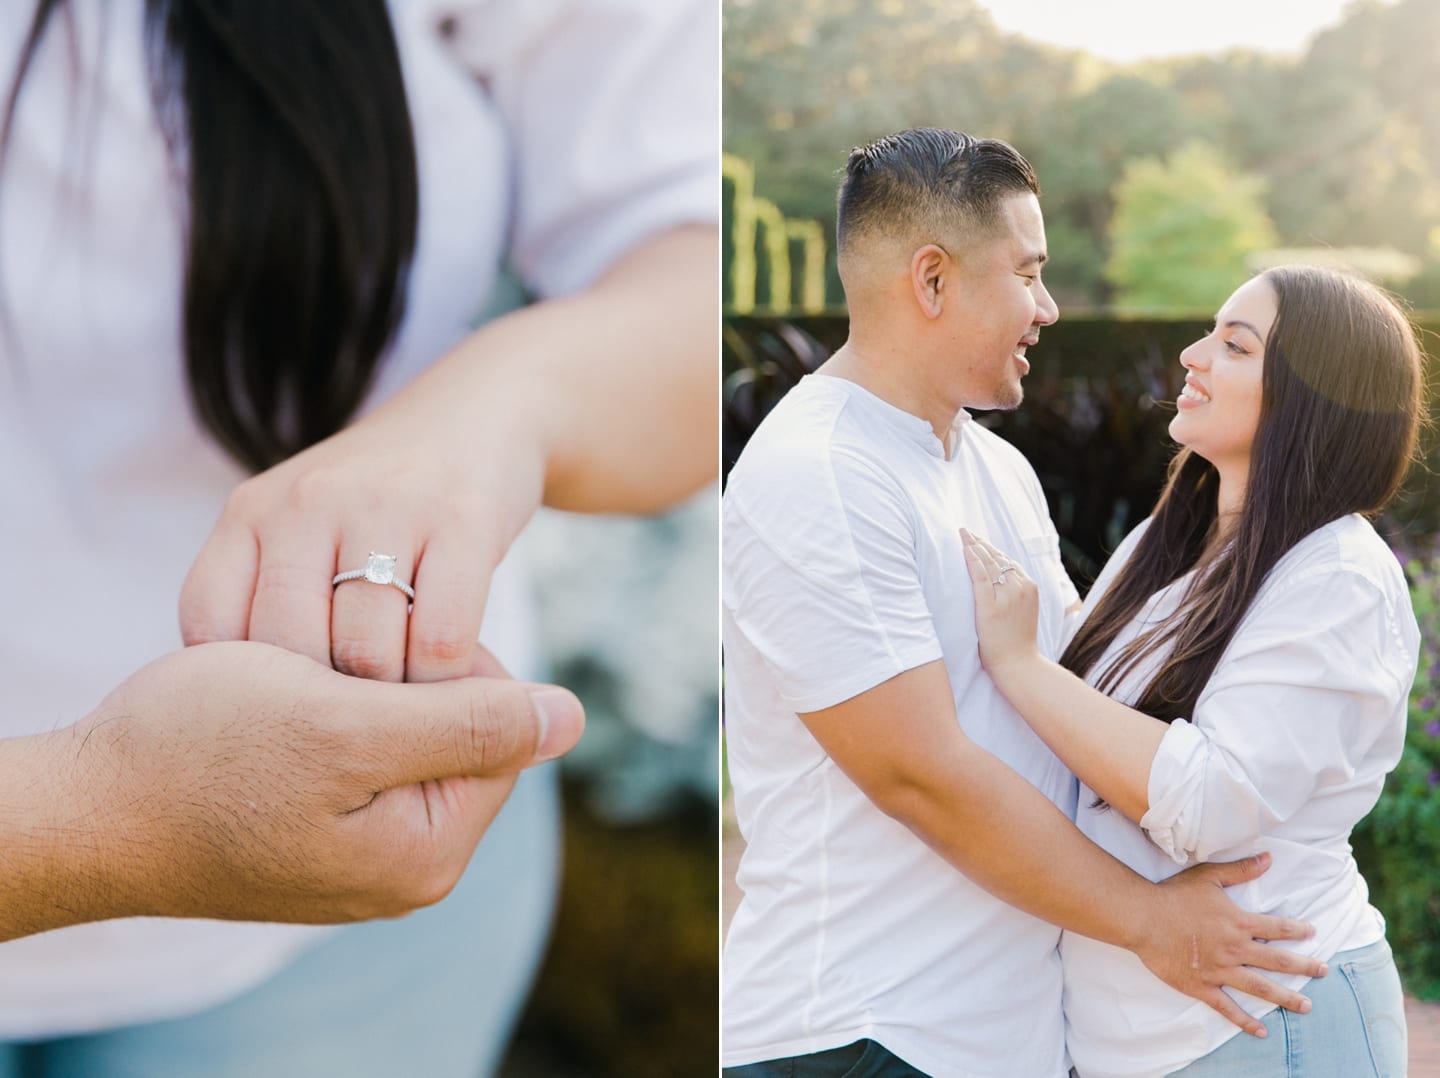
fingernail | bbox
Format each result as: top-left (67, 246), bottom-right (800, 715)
top-left (1298, 997), bottom-right (1311, 1014)
top-left (1317, 963), bottom-right (1329, 977)
top-left (1254, 1026), bottom-right (1267, 1039)
top-left (531, 688), bottom-right (585, 760)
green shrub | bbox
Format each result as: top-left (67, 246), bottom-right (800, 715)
top-left (724, 314), bottom-right (1440, 584)
top-left (1353, 554), bottom-right (1440, 999)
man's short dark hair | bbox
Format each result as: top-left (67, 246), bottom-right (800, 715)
top-left (836, 128), bottom-right (1039, 258)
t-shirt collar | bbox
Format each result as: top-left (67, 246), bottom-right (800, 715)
top-left (810, 374), bottom-right (971, 460)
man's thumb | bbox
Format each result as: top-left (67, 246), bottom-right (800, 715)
top-left (348, 677), bottom-right (585, 787)
top-left (528, 686), bottom-right (586, 761)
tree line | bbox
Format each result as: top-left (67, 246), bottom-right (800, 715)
top-left (723, 0), bottom-right (1440, 313)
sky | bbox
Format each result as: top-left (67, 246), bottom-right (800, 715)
top-left (977, 0), bottom-right (1365, 63)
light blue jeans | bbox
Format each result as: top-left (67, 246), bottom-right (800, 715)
top-left (1166, 938), bottom-right (1407, 1077)
top-left (0, 766), bottom-right (560, 1078)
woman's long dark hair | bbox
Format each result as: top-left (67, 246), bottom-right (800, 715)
top-left (2, 0), bottom-right (419, 473)
top-left (1061, 265), bottom-right (1425, 721)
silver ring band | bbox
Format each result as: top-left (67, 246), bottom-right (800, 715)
top-left (333, 552), bottom-right (415, 601)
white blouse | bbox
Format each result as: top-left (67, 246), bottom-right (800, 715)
top-left (0, 0), bottom-right (715, 1038)
top-left (1061, 514), bottom-right (1419, 1078)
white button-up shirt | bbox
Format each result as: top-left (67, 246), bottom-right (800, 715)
top-left (1062, 514), bottom-right (1418, 1078)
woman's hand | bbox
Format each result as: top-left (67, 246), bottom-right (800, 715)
top-left (960, 528), bottom-right (1045, 687)
top-left (179, 378), bottom-right (544, 685)
top-left (178, 225), bottom-right (717, 684)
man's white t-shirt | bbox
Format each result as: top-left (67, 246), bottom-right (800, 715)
top-left (722, 374), bottom-right (1079, 1078)
top-left (1061, 514), bottom-right (1417, 1078)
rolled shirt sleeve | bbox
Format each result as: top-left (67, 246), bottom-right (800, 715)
top-left (436, 0), bottom-right (718, 298)
top-left (1140, 565), bottom-right (1416, 864)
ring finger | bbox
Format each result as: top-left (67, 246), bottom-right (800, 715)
top-left (331, 537), bottom-right (416, 682)
top-left (965, 531), bottom-right (1006, 585)
top-left (976, 538), bottom-right (1024, 586)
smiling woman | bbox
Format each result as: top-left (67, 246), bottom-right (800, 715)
top-left (964, 263), bottom-right (1426, 1078)
top-left (1169, 276), bottom-right (1274, 514)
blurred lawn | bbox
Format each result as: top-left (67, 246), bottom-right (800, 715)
top-left (499, 781), bottom-right (718, 1077)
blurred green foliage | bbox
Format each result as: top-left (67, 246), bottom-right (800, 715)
top-left (724, 313), bottom-right (1440, 582)
top-left (723, 0), bottom-right (1440, 312)
top-left (502, 788), bottom-right (717, 1077)
top-left (1353, 557), bottom-right (1440, 999)
top-left (1105, 142), bottom-right (1278, 313)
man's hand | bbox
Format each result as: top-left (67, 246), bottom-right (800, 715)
top-left (801, 664), bottom-right (1323, 1038)
top-left (1133, 852), bottom-right (1325, 1036)
top-left (4, 641), bottom-right (582, 942)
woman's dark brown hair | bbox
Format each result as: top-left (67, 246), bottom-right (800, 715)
top-left (2, 0), bottom-right (419, 473)
top-left (1061, 265), bottom-right (1425, 720)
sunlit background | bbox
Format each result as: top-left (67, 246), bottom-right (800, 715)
top-left (981, 0), bottom-right (1354, 63)
top-left (724, 0), bottom-right (1440, 316)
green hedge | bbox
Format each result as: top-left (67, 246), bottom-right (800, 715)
top-left (725, 314), bottom-right (1440, 583)
top-left (724, 313), bottom-right (1440, 998)
top-left (1353, 557), bottom-right (1440, 998)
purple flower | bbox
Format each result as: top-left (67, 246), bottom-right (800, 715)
top-left (1430, 770), bottom-right (1440, 788)
top-left (1428, 719), bottom-right (1440, 739)
top-left (1422, 696), bottom-right (1438, 714)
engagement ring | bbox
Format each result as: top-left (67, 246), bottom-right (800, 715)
top-left (333, 552), bottom-right (415, 601)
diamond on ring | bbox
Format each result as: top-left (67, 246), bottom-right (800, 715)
top-left (363, 552), bottom-right (397, 585)
top-left (333, 551), bottom-right (415, 602)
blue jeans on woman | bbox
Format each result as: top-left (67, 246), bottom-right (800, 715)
top-left (1166, 938), bottom-right (1406, 1077)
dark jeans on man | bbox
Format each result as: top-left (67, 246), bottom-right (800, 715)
top-left (723, 1039), bottom-right (929, 1077)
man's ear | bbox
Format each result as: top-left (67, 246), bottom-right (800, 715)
top-left (910, 244), bottom-right (949, 320)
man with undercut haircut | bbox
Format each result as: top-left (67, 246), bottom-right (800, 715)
top-left (721, 129), bottom-right (1321, 1077)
